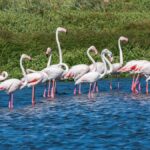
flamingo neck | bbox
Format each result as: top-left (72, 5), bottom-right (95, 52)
top-left (47, 54), bottom-right (52, 67)
top-left (99, 53), bottom-right (107, 78)
top-left (20, 56), bottom-right (26, 77)
top-left (118, 38), bottom-right (123, 66)
top-left (87, 48), bottom-right (96, 71)
top-left (56, 30), bottom-right (62, 64)
top-left (104, 57), bottom-right (113, 74)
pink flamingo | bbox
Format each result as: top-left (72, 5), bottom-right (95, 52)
top-left (118, 60), bottom-right (149, 93)
top-left (21, 54), bottom-right (46, 106)
top-left (75, 49), bottom-right (113, 98)
top-left (64, 46), bottom-right (98, 95)
top-left (0, 54), bottom-right (31, 109)
top-left (26, 48), bottom-right (52, 98)
top-left (0, 71), bottom-right (8, 81)
top-left (110, 36), bottom-right (128, 89)
top-left (42, 27), bottom-right (69, 98)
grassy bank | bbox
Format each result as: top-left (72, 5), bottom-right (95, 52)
top-left (0, 0), bottom-right (150, 77)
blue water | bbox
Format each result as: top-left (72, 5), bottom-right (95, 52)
top-left (0, 78), bottom-right (150, 150)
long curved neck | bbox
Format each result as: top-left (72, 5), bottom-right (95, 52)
top-left (47, 54), bottom-right (52, 67)
top-left (87, 48), bottom-right (96, 71)
top-left (56, 30), bottom-right (62, 64)
top-left (99, 53), bottom-right (107, 78)
top-left (20, 57), bottom-right (26, 77)
top-left (118, 39), bottom-right (123, 66)
top-left (104, 57), bottom-right (113, 74)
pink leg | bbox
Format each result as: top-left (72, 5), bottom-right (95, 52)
top-left (47, 80), bottom-right (51, 98)
top-left (92, 82), bottom-right (96, 93)
top-left (43, 82), bottom-right (47, 98)
top-left (131, 74), bottom-right (135, 91)
top-left (32, 86), bottom-right (35, 106)
top-left (11, 93), bottom-right (14, 109)
top-left (8, 94), bottom-right (11, 109)
top-left (51, 80), bottom-right (55, 99)
top-left (78, 84), bottom-right (81, 95)
top-left (88, 83), bottom-right (92, 98)
top-left (146, 82), bottom-right (148, 95)
top-left (133, 74), bottom-right (139, 94)
top-left (74, 85), bottom-right (77, 95)
top-left (110, 79), bottom-right (112, 90)
top-left (96, 82), bottom-right (99, 92)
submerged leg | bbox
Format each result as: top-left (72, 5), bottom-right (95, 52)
top-left (131, 74), bottom-right (136, 92)
top-left (32, 86), bottom-right (35, 106)
top-left (78, 84), bottom-right (81, 95)
top-left (47, 80), bottom-right (51, 98)
top-left (43, 81), bottom-right (48, 98)
top-left (74, 85), bottom-right (77, 95)
top-left (133, 74), bottom-right (140, 94)
top-left (51, 80), bottom-right (55, 99)
top-left (8, 93), bottom-right (13, 109)
top-left (96, 82), bottom-right (99, 93)
top-left (109, 76), bottom-right (112, 90)
top-left (88, 83), bottom-right (92, 98)
top-left (117, 74), bottom-right (120, 90)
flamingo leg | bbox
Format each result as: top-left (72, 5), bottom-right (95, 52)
top-left (117, 74), bottom-right (120, 90)
top-left (92, 82), bottom-right (96, 93)
top-left (138, 75), bottom-right (142, 92)
top-left (43, 81), bottom-right (48, 98)
top-left (32, 86), bottom-right (35, 106)
top-left (11, 93), bottom-right (14, 109)
top-left (51, 80), bottom-right (55, 99)
top-left (8, 93), bottom-right (14, 109)
top-left (146, 82), bottom-right (149, 95)
top-left (74, 85), bottom-right (77, 95)
top-left (109, 76), bottom-right (112, 90)
top-left (131, 74), bottom-right (135, 92)
top-left (78, 84), bottom-right (81, 95)
top-left (96, 82), bottom-right (99, 93)
top-left (133, 74), bottom-right (139, 94)
top-left (47, 80), bottom-right (51, 98)
top-left (88, 83), bottom-right (92, 98)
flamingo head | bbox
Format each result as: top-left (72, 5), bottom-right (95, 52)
top-left (102, 49), bottom-right (113, 62)
top-left (89, 46), bottom-right (98, 55)
top-left (57, 27), bottom-right (67, 33)
top-left (46, 47), bottom-right (52, 57)
top-left (119, 36), bottom-right (128, 42)
top-left (21, 54), bottom-right (32, 61)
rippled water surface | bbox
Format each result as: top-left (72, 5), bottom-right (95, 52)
top-left (0, 78), bottom-right (150, 150)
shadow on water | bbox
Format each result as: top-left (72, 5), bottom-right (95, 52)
top-left (0, 78), bottom-right (150, 149)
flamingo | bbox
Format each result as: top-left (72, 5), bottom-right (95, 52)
top-left (109, 36), bottom-right (128, 89)
top-left (64, 46), bottom-right (98, 95)
top-left (118, 60), bottom-right (149, 93)
top-left (0, 55), bottom-right (31, 109)
top-left (26, 47), bottom-right (52, 98)
top-left (21, 54), bottom-right (46, 106)
top-left (75, 49), bottom-right (113, 98)
top-left (131, 61), bottom-right (150, 94)
top-left (0, 71), bottom-right (8, 81)
top-left (42, 27), bottom-right (69, 98)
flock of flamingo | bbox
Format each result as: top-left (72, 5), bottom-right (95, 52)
top-left (0, 27), bottom-right (149, 109)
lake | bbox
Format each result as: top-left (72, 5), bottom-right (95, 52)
top-left (0, 78), bottom-right (150, 149)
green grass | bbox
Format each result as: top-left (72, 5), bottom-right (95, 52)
top-left (0, 0), bottom-right (150, 77)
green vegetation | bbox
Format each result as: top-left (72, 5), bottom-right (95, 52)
top-left (0, 0), bottom-right (150, 77)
